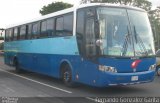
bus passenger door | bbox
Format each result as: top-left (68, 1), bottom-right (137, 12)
top-left (84, 18), bottom-right (97, 59)
top-left (76, 8), bottom-right (99, 83)
top-left (76, 8), bottom-right (97, 61)
top-left (80, 17), bottom-right (98, 83)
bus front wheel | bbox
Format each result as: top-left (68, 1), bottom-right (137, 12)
top-left (61, 64), bottom-right (74, 87)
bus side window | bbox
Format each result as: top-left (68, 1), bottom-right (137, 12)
top-left (8, 29), bottom-right (13, 41)
top-left (32, 22), bottom-right (40, 39)
top-left (85, 18), bottom-right (96, 57)
top-left (47, 18), bottom-right (55, 37)
top-left (64, 13), bottom-right (73, 36)
top-left (76, 10), bottom-right (85, 55)
top-left (13, 27), bottom-right (18, 41)
top-left (41, 20), bottom-right (47, 38)
top-left (56, 17), bottom-right (64, 36)
top-left (20, 25), bottom-right (26, 40)
top-left (5, 29), bottom-right (9, 42)
top-left (11, 29), bottom-right (14, 41)
top-left (28, 24), bottom-right (32, 39)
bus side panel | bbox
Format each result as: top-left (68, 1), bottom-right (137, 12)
top-left (4, 42), bottom-right (17, 66)
top-left (4, 36), bottom-right (80, 78)
top-left (17, 53), bottom-right (34, 72)
top-left (69, 58), bottom-right (98, 84)
top-left (17, 53), bottom-right (79, 77)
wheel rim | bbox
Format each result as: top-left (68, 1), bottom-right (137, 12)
top-left (63, 71), bottom-right (71, 83)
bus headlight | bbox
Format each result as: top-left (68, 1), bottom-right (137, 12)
top-left (99, 65), bottom-right (117, 73)
top-left (149, 64), bottom-right (156, 71)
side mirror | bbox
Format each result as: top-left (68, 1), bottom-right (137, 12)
top-left (96, 39), bottom-right (103, 47)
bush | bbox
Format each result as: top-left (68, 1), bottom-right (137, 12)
top-left (0, 42), bottom-right (4, 50)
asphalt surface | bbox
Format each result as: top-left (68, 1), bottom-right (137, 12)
top-left (0, 56), bottom-right (160, 102)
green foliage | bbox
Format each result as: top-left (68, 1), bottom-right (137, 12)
top-left (81, 0), bottom-right (152, 11)
top-left (148, 8), bottom-right (160, 50)
top-left (40, 2), bottom-right (73, 15)
top-left (132, 0), bottom-right (152, 11)
top-left (0, 37), bottom-right (4, 40)
top-left (0, 42), bottom-right (3, 50)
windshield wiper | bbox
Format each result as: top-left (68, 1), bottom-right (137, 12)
top-left (133, 26), bottom-right (148, 56)
top-left (121, 26), bottom-right (131, 56)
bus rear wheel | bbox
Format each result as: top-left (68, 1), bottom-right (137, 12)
top-left (14, 59), bottom-right (22, 73)
top-left (61, 64), bottom-right (74, 87)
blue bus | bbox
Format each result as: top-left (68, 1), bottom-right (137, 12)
top-left (4, 3), bottom-right (156, 87)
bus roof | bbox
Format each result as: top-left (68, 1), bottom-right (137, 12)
top-left (6, 3), bottom-right (145, 29)
top-left (77, 3), bottom-right (144, 11)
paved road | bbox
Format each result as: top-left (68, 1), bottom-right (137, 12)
top-left (0, 56), bottom-right (160, 102)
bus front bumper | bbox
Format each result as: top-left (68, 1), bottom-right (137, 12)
top-left (96, 70), bottom-right (155, 87)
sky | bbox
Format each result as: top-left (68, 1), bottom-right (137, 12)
top-left (0, 0), bottom-right (81, 28)
top-left (149, 0), bottom-right (160, 6)
top-left (0, 0), bottom-right (159, 29)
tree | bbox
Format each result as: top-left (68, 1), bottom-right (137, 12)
top-left (0, 37), bottom-right (4, 40)
top-left (40, 2), bottom-right (73, 15)
top-left (148, 7), bottom-right (160, 50)
top-left (0, 42), bottom-right (4, 50)
top-left (81, 0), bottom-right (152, 11)
top-left (132, 0), bottom-right (152, 11)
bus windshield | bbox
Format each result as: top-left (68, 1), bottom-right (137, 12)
top-left (128, 10), bottom-right (155, 56)
top-left (97, 7), bottom-right (155, 57)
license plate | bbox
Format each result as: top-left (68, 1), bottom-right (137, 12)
top-left (131, 76), bottom-right (138, 81)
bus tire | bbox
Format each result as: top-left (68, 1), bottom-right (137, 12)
top-left (61, 64), bottom-right (74, 87)
top-left (15, 59), bottom-right (22, 74)
top-left (156, 66), bottom-right (160, 76)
